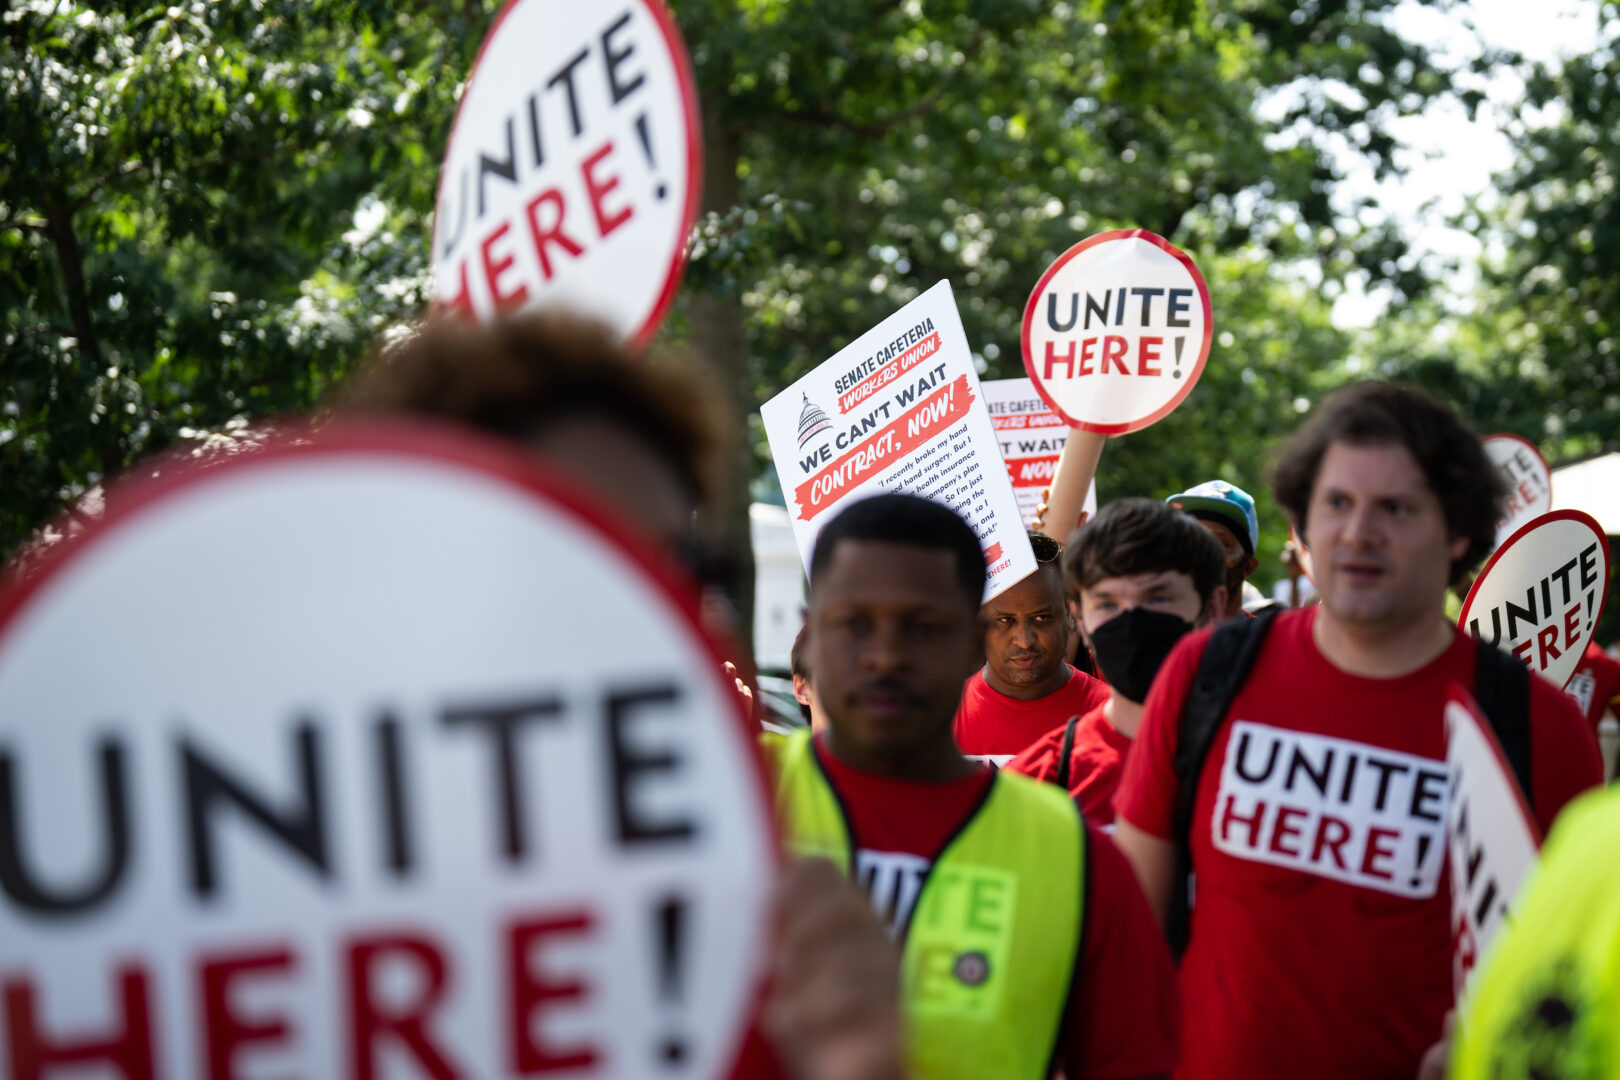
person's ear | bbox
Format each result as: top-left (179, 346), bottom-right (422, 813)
top-left (1241, 554), bottom-right (1259, 578)
top-left (1198, 585), bottom-right (1229, 628)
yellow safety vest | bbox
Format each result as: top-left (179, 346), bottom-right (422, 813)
top-left (770, 731), bottom-right (1085, 1080)
top-left (1452, 784), bottom-right (1620, 1079)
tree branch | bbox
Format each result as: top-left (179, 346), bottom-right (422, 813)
top-left (39, 189), bottom-right (103, 371)
top-left (70, 158), bottom-right (151, 215)
top-left (16, 320), bottom-right (78, 339)
top-left (0, 217), bottom-right (50, 236)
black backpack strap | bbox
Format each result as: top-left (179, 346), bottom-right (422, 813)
top-left (1472, 638), bottom-right (1534, 807)
top-left (1167, 608), bottom-right (1281, 955)
top-left (1055, 713), bottom-right (1082, 791)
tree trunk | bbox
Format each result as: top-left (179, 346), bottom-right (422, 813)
top-left (42, 186), bottom-right (123, 482)
top-left (687, 101), bottom-right (758, 674)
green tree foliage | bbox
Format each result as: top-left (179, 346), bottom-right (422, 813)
top-left (3, 0), bottom-right (1475, 588)
top-left (1370, 3), bottom-right (1620, 464)
top-left (674, 0), bottom-right (1459, 584)
top-left (0, 0), bottom-right (483, 553)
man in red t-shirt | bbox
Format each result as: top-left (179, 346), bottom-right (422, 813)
top-left (793, 494), bottom-right (1177, 1079)
top-left (1008, 500), bottom-right (1228, 826)
top-left (1566, 640), bottom-right (1620, 735)
top-left (1113, 382), bottom-right (1603, 1080)
top-left (955, 530), bottom-right (1110, 765)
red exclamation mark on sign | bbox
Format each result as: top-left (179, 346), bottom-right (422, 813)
top-left (654, 895), bottom-right (689, 1068)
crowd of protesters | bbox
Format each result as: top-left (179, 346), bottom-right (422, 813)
top-left (12, 306), bottom-right (1619, 1080)
top-left (344, 311), bottom-right (1620, 1079)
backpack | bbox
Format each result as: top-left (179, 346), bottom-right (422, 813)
top-left (1166, 608), bottom-right (1531, 956)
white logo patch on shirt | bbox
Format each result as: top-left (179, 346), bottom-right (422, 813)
top-left (1566, 671), bottom-right (1596, 716)
top-left (1210, 721), bottom-right (1448, 898)
top-left (856, 849), bottom-right (930, 936)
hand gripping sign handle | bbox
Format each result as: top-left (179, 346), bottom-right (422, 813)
top-left (1035, 429), bottom-right (1105, 540)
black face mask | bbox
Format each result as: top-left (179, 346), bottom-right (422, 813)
top-left (1087, 607), bottom-right (1196, 705)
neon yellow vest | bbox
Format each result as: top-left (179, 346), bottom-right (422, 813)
top-left (1452, 785), bottom-right (1620, 1079)
top-left (770, 731), bottom-right (1085, 1080)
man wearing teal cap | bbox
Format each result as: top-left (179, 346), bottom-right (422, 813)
top-left (1168, 480), bottom-right (1260, 621)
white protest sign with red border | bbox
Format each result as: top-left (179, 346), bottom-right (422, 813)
top-left (1484, 434), bottom-right (1553, 550)
top-left (1445, 684), bottom-right (1541, 997)
top-left (1459, 509), bottom-right (1612, 690)
top-left (759, 280), bottom-right (1036, 601)
top-left (431, 0), bottom-right (701, 347)
top-left (1021, 229), bottom-right (1212, 434)
top-left (1209, 721), bottom-right (1449, 898)
top-left (0, 423), bottom-right (775, 1079)
top-left (980, 377), bottom-right (1097, 527)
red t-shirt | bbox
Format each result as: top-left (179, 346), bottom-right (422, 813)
top-left (815, 738), bottom-right (1178, 1079)
top-left (953, 665), bottom-right (1111, 767)
top-left (1566, 642), bottom-right (1620, 732)
top-left (1005, 702), bottom-right (1131, 827)
top-left (1116, 606), bottom-right (1601, 1080)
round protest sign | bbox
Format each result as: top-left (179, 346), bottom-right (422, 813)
top-left (1483, 433), bottom-right (1553, 549)
top-left (1444, 684), bottom-right (1540, 997)
top-left (0, 424), bottom-right (775, 1079)
top-left (1459, 509), bottom-right (1612, 690)
top-left (1020, 228), bottom-right (1213, 434)
top-left (431, 0), bottom-right (701, 346)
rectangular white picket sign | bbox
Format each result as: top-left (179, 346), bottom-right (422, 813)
top-left (980, 377), bottom-right (1096, 528)
top-left (760, 281), bottom-right (1035, 601)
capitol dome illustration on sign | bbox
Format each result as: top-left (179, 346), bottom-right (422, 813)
top-left (797, 393), bottom-right (833, 448)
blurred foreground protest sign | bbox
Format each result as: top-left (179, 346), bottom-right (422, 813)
top-left (1460, 510), bottom-right (1612, 690)
top-left (1021, 229), bottom-right (1212, 435)
top-left (1483, 434), bottom-right (1552, 550)
top-left (431, 0), bottom-right (700, 346)
top-left (1445, 686), bottom-right (1541, 997)
top-left (980, 378), bottom-right (1096, 528)
top-left (760, 280), bottom-right (1035, 601)
top-left (0, 423), bottom-right (775, 1079)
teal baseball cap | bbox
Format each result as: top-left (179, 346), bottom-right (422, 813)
top-left (1168, 481), bottom-right (1259, 558)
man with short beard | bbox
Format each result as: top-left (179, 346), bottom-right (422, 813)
top-left (954, 531), bottom-right (1110, 765)
top-left (1114, 382), bottom-right (1601, 1080)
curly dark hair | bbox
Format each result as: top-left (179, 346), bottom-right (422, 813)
top-left (1063, 497), bottom-right (1227, 612)
top-left (334, 309), bottom-right (731, 510)
top-left (1270, 381), bottom-right (1504, 585)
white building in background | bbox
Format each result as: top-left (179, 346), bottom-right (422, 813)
top-left (1552, 450), bottom-right (1620, 537)
top-left (751, 502), bottom-right (806, 673)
